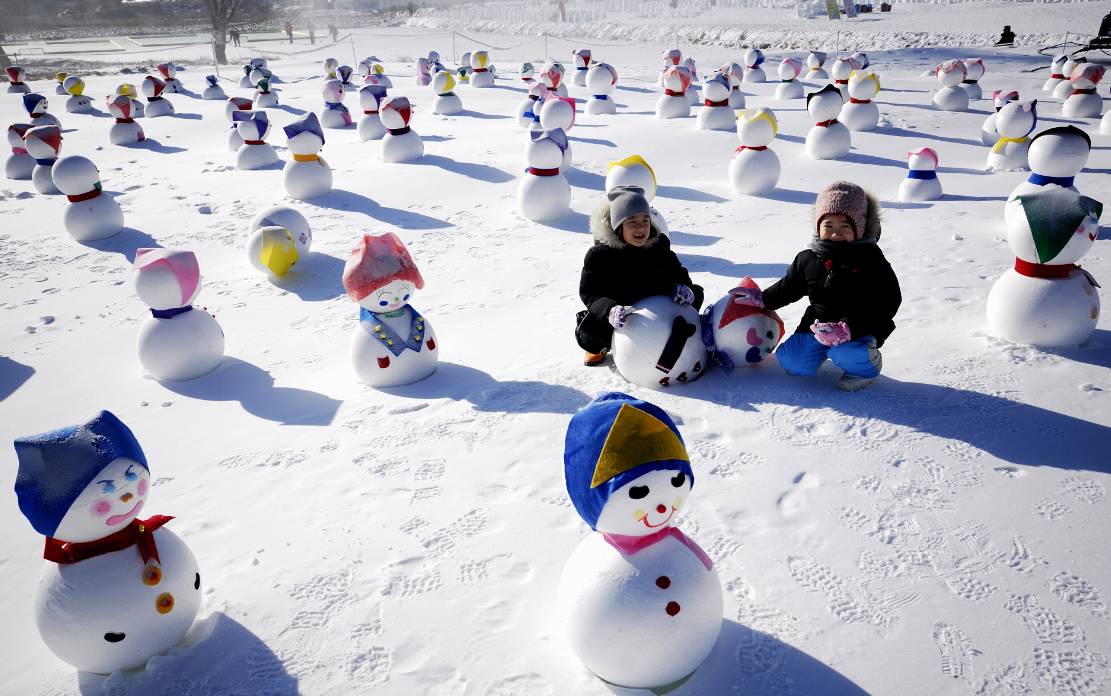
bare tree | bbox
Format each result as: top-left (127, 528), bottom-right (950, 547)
top-left (206, 0), bottom-right (244, 65)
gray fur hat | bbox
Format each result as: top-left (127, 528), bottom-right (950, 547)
top-left (607, 185), bottom-right (651, 231)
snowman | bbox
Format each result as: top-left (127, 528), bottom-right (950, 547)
top-left (898, 147), bottom-right (943, 202)
top-left (605, 155), bottom-right (669, 236)
top-left (1043, 55), bottom-right (1068, 93)
top-left (14, 411), bottom-right (202, 674)
top-left (320, 79), bottom-right (353, 129)
top-left (53, 156), bottom-right (124, 242)
top-left (337, 65), bottom-right (356, 92)
top-left (520, 61), bottom-right (535, 84)
top-left (558, 393), bottom-right (722, 689)
top-left (806, 51), bottom-right (828, 80)
top-left (24, 125), bottom-right (62, 195)
top-left (6, 123), bottom-right (35, 180)
top-left (283, 112), bottom-right (332, 201)
top-left (585, 63), bottom-right (618, 116)
top-left (542, 62), bottom-right (569, 98)
top-left (538, 95), bottom-right (576, 171)
top-left (379, 96), bottom-right (424, 163)
top-left (358, 84), bottom-right (388, 141)
top-left (932, 60), bottom-right (969, 112)
top-left (1004, 126), bottom-right (1091, 228)
top-left (730, 107), bottom-right (780, 195)
top-left (431, 70), bottom-right (462, 115)
top-left (572, 49), bottom-right (592, 88)
top-left (1061, 63), bottom-right (1105, 119)
top-left (470, 51), bottom-right (494, 88)
top-left (986, 99), bottom-right (1036, 172)
top-left (683, 58), bottom-right (701, 106)
top-left (695, 73), bottom-right (735, 132)
top-left (6, 65), bottom-right (31, 93)
top-left (656, 67), bottom-right (691, 120)
top-left (517, 82), bottom-right (547, 131)
top-left (324, 57), bottom-right (339, 79)
top-left (1052, 58), bottom-right (1083, 101)
top-left (960, 58), bottom-right (986, 100)
top-left (24, 93), bottom-right (62, 128)
top-left (253, 72), bottom-right (278, 108)
top-left (660, 49), bottom-right (682, 88)
top-left (701, 277), bottom-right (785, 372)
top-left (202, 75), bottom-right (226, 101)
top-left (416, 58), bottom-right (432, 87)
top-left (238, 64), bottom-right (255, 89)
top-left (157, 63), bottom-right (183, 93)
top-left (63, 76), bottom-right (93, 113)
top-left (840, 70), bottom-right (881, 131)
top-left (247, 206), bottom-right (312, 277)
top-left (775, 58), bottom-right (804, 101)
top-left (54, 72), bottom-right (69, 95)
top-left (743, 48), bottom-right (766, 83)
top-left (225, 97), bottom-right (253, 151)
top-left (612, 296), bottom-right (707, 388)
top-left (142, 76), bottom-right (175, 118)
top-left (987, 185), bottom-right (1102, 347)
top-left (518, 128), bottom-right (571, 222)
top-left (981, 89), bottom-right (1019, 146)
top-left (721, 62), bottom-right (746, 109)
top-left (805, 84), bottom-right (850, 160)
top-left (235, 111), bottom-right (280, 170)
top-left (107, 95), bottom-right (145, 146)
top-left (370, 62), bottom-right (392, 89)
top-left (134, 248), bottom-right (224, 380)
top-left (343, 232), bottom-right (439, 388)
top-left (829, 57), bottom-right (855, 101)
top-left (250, 205), bottom-right (312, 255)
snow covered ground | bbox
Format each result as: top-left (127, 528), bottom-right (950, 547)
top-left (2, 6), bottom-right (1110, 696)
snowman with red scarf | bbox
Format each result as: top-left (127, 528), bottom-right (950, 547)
top-left (13, 411), bottom-right (201, 674)
top-left (344, 232), bottom-right (439, 387)
top-left (558, 393), bottom-right (722, 690)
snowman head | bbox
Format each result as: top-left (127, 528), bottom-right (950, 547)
top-left (777, 58), bottom-right (801, 82)
top-left (1028, 125), bottom-right (1090, 178)
top-left (605, 155), bottom-right (657, 201)
top-left (721, 62), bottom-right (744, 87)
top-left (663, 49), bottom-right (682, 67)
top-left (8, 123), bottom-right (32, 148)
top-left (520, 62), bottom-right (535, 80)
top-left (63, 75), bottom-right (85, 96)
top-left (133, 248), bottom-right (202, 310)
top-left (106, 94), bottom-right (133, 120)
top-left (322, 79), bottom-right (345, 104)
top-left (283, 112), bottom-right (325, 156)
top-left (906, 147), bottom-right (938, 171)
top-left (936, 60), bottom-right (966, 87)
top-left (806, 84), bottom-right (842, 121)
top-left (342, 232), bottom-right (424, 312)
top-left (586, 63), bottom-right (617, 94)
top-left (23, 93), bottom-right (48, 117)
top-left (324, 57), bottom-right (339, 76)
top-left (994, 99), bottom-right (1037, 139)
top-left (737, 107), bottom-right (778, 147)
top-left (1009, 187), bottom-right (1102, 265)
top-left (539, 96), bottom-right (575, 131)
top-left (564, 393), bottom-right (694, 536)
top-left (359, 84), bottom-right (386, 112)
top-left (831, 57), bottom-right (854, 80)
top-left (744, 48), bottom-right (764, 69)
top-left (14, 411), bottom-right (151, 543)
top-left (847, 70), bottom-right (880, 100)
top-left (806, 51), bottom-right (826, 68)
top-left (701, 73), bottom-right (731, 103)
top-left (963, 57), bottom-right (985, 81)
top-left (432, 70), bottom-right (456, 96)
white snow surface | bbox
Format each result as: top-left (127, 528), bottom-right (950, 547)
top-left (2, 13), bottom-right (1111, 696)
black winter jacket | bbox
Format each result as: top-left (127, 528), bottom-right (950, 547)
top-left (579, 235), bottom-right (705, 323)
top-left (762, 243), bottom-right (901, 346)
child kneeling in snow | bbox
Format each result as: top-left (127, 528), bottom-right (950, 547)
top-left (759, 181), bottom-right (901, 391)
top-left (576, 186), bottom-right (704, 366)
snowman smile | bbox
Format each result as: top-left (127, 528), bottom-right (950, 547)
top-left (641, 506), bottom-right (675, 528)
top-left (106, 499), bottom-right (143, 526)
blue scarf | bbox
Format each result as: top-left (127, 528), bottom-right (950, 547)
top-left (1028, 173), bottom-right (1074, 187)
top-left (906, 170), bottom-right (937, 180)
top-left (152, 306), bottom-right (192, 319)
top-left (358, 306), bottom-right (427, 357)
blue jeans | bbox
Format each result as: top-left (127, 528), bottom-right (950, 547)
top-left (776, 332), bottom-right (882, 379)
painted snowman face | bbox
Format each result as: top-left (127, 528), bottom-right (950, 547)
top-left (52, 458), bottom-right (150, 543)
top-left (595, 468), bottom-right (692, 537)
top-left (359, 278), bottom-right (414, 313)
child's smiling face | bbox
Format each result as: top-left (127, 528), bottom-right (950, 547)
top-left (621, 214), bottom-right (652, 247)
top-left (818, 213), bottom-right (857, 242)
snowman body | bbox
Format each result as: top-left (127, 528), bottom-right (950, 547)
top-left (775, 59), bottom-right (804, 100)
top-left (107, 95), bottom-right (145, 146)
top-left (283, 130), bottom-right (332, 200)
top-left (656, 67), bottom-right (691, 120)
top-left (805, 86), bottom-right (850, 160)
top-left (202, 76), bottom-right (226, 101)
top-left (55, 75), bottom-right (69, 96)
top-left (840, 71), bottom-right (880, 131)
top-left (63, 77), bottom-right (93, 113)
top-left (898, 148), bottom-right (943, 202)
top-left (585, 63), bottom-right (618, 116)
top-left (1052, 60), bottom-right (1078, 100)
top-left (320, 80), bottom-right (353, 129)
top-left (6, 124), bottom-right (34, 180)
top-left (1102, 110), bottom-right (1111, 136)
top-left (25, 128), bottom-right (61, 195)
top-left (380, 97), bottom-right (424, 163)
top-left (932, 60), bottom-right (969, 112)
top-left (142, 78), bottom-right (175, 118)
top-left (238, 66), bottom-right (254, 89)
top-left (350, 303), bottom-right (439, 387)
top-left (696, 75), bottom-right (735, 131)
top-left (730, 108), bottom-right (779, 195)
top-left (54, 156), bottom-right (124, 242)
top-left (613, 296), bottom-right (706, 388)
top-left (986, 100), bottom-right (1036, 172)
top-left (518, 130), bottom-right (570, 222)
top-left (358, 86), bottom-right (387, 141)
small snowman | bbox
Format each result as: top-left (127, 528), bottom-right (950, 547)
top-left (253, 73), bottom-right (278, 108)
top-left (960, 58), bottom-right (986, 100)
top-left (63, 76), bottom-right (93, 113)
top-left (1052, 58), bottom-right (1082, 100)
top-left (898, 147), bottom-right (943, 202)
top-left (542, 63), bottom-right (569, 98)
top-left (24, 125), bottom-right (63, 195)
top-left (986, 99), bottom-right (1037, 172)
top-left (1061, 63), bottom-right (1105, 119)
top-left (987, 186), bottom-right (1102, 346)
top-left (343, 232), bottom-right (439, 387)
top-left (775, 58), bottom-right (804, 100)
top-left (24, 94), bottom-right (61, 128)
top-left (157, 63), bottom-right (183, 93)
top-left (358, 84), bottom-right (388, 141)
top-left (142, 76), bottom-right (175, 118)
top-left (379, 96), bottom-right (424, 163)
top-left (518, 127), bottom-right (571, 222)
top-left (850, 52), bottom-right (870, 69)
top-left (517, 82), bottom-right (547, 131)
top-left (605, 155), bottom-right (669, 236)
top-left (743, 48), bottom-right (767, 83)
top-left (805, 84), bottom-right (850, 160)
top-left (1043, 55), bottom-right (1068, 93)
top-left (730, 107), bottom-right (780, 195)
top-left (324, 57), bottom-right (339, 79)
top-left (6, 123), bottom-right (35, 180)
top-left (238, 64), bottom-right (255, 89)
top-left (320, 79), bottom-right (353, 129)
top-left (585, 62), bottom-right (618, 116)
top-left (357, 59), bottom-right (373, 83)
top-left (840, 70), bottom-right (881, 131)
top-left (235, 111), bottom-right (280, 170)
top-left (107, 95), bottom-right (145, 146)
top-left (431, 70), bottom-right (462, 115)
top-left (416, 58), bottom-right (432, 86)
top-left (660, 49), bottom-right (682, 87)
top-left (53, 156), bottom-right (124, 242)
top-left (202, 75), bottom-right (226, 101)
top-left (932, 59), bottom-right (969, 111)
top-left (696, 73), bottom-right (735, 132)
top-left (721, 62), bottom-right (746, 109)
top-left (1004, 125), bottom-right (1091, 229)
top-left (656, 66), bottom-right (692, 120)
top-left (250, 205), bottom-right (312, 252)
top-left (470, 51), bottom-right (494, 88)
top-left (337, 65), bottom-right (355, 92)
top-left (981, 89), bottom-right (1019, 146)
top-left (519, 61), bottom-right (535, 84)
top-left (829, 57), bottom-right (855, 100)
top-left (538, 95), bottom-right (576, 171)
top-left (571, 48), bottom-right (592, 88)
top-left (683, 58), bottom-right (701, 106)
top-left (225, 97), bottom-right (253, 151)
top-left (6, 65), bottom-right (31, 93)
top-left (247, 206), bottom-right (312, 278)
top-left (283, 112), bottom-right (332, 201)
top-left (701, 277), bottom-right (785, 372)
top-left (54, 72), bottom-right (69, 95)
top-left (13, 410), bottom-right (202, 674)
top-left (806, 51), bottom-right (828, 80)
top-left (134, 248), bottom-right (224, 380)
top-left (117, 83), bottom-right (145, 118)
top-left (558, 392), bottom-right (722, 689)
top-left (370, 62), bottom-right (392, 89)
top-left (612, 295), bottom-right (707, 388)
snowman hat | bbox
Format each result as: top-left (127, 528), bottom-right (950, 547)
top-left (1031, 124), bottom-right (1090, 149)
top-left (22, 93), bottom-right (47, 115)
top-left (564, 393), bottom-right (693, 530)
top-left (342, 232), bottom-right (424, 302)
top-left (1017, 188), bottom-right (1103, 263)
top-left (283, 111), bottom-right (324, 144)
top-left (14, 410), bottom-right (148, 537)
top-left (205, 74), bottom-right (219, 86)
top-left (720, 277), bottom-right (786, 336)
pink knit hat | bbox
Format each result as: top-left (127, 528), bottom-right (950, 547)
top-left (815, 181), bottom-right (868, 239)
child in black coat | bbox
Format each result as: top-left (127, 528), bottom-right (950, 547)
top-left (759, 181), bottom-right (901, 391)
top-left (576, 186), bottom-right (704, 365)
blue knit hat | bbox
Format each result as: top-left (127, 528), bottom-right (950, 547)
top-left (14, 411), bottom-right (148, 537)
top-left (564, 392), bottom-right (693, 529)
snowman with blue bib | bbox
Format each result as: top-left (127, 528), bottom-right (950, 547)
top-left (13, 411), bottom-right (202, 674)
top-left (558, 393), bottom-right (722, 690)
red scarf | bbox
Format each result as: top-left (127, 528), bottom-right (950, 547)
top-left (67, 188), bottom-right (102, 203)
top-left (603, 526), bottom-right (713, 570)
top-left (849, 97), bottom-right (871, 104)
top-left (704, 99), bottom-right (728, 107)
top-left (527, 166), bottom-right (560, 176)
top-left (735, 145), bottom-right (767, 153)
top-left (664, 89), bottom-right (684, 97)
top-left (44, 515), bottom-right (173, 565)
top-left (816, 119), bottom-right (838, 127)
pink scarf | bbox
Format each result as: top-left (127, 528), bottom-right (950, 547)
top-left (603, 526), bottom-right (713, 570)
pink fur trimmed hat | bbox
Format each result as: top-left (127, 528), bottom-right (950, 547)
top-left (815, 181), bottom-right (868, 239)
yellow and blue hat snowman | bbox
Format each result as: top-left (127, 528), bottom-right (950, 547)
top-left (564, 392), bottom-right (693, 530)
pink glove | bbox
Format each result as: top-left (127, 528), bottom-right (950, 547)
top-left (609, 305), bottom-right (633, 329)
top-left (728, 285), bottom-right (763, 308)
top-left (811, 320), bottom-right (851, 347)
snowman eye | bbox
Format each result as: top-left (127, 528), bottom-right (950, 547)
top-left (403, 294), bottom-right (410, 301)
top-left (378, 299), bottom-right (389, 306)
top-left (671, 472), bottom-right (686, 488)
top-left (103, 632), bottom-right (125, 643)
top-left (766, 331), bottom-right (775, 339)
top-left (124, 465), bottom-right (138, 481)
top-left (97, 480), bottom-right (116, 494)
top-left (628, 486), bottom-right (649, 499)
